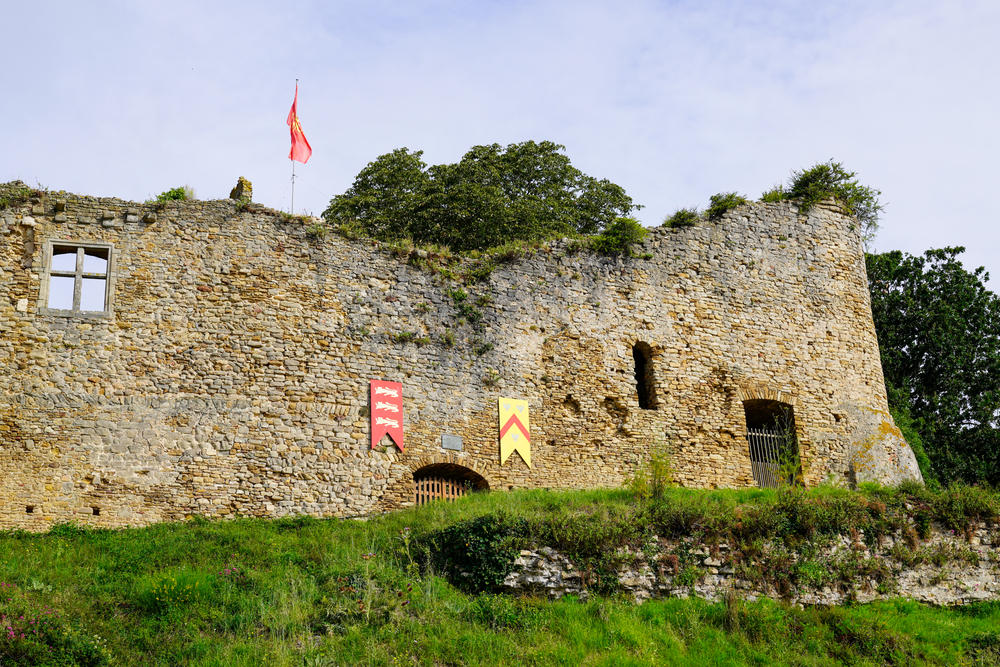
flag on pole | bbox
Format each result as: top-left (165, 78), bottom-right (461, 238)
top-left (287, 83), bottom-right (312, 163)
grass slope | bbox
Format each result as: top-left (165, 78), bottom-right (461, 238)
top-left (1, 487), bottom-right (999, 666)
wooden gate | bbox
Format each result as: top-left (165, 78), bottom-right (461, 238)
top-left (414, 476), bottom-right (469, 505)
top-left (413, 463), bottom-right (488, 505)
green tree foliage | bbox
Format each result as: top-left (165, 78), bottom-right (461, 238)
top-left (867, 247), bottom-right (1000, 485)
top-left (324, 141), bottom-right (638, 252)
top-left (325, 147), bottom-right (429, 241)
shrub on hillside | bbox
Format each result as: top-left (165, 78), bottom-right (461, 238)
top-left (422, 513), bottom-right (529, 593)
top-left (628, 442), bottom-right (675, 501)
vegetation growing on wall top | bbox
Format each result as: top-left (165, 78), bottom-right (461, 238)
top-left (706, 192), bottom-right (749, 221)
top-left (656, 161), bottom-right (880, 237)
top-left (662, 207), bottom-right (700, 228)
top-left (588, 216), bottom-right (649, 256)
top-left (323, 141), bottom-right (639, 253)
top-left (149, 186), bottom-right (195, 203)
top-left (0, 180), bottom-right (37, 210)
top-left (765, 160), bottom-right (883, 243)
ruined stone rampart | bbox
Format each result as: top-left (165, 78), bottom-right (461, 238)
top-left (0, 187), bottom-right (920, 529)
top-left (505, 522), bottom-right (1000, 606)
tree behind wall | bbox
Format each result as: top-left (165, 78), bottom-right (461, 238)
top-left (323, 141), bottom-right (638, 252)
top-left (867, 247), bottom-right (1000, 486)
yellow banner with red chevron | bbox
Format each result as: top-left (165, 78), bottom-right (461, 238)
top-left (498, 397), bottom-right (531, 468)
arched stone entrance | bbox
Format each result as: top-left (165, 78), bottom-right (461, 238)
top-left (413, 462), bottom-right (489, 505)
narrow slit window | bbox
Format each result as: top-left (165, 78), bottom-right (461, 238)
top-left (46, 244), bottom-right (111, 313)
top-left (633, 342), bottom-right (657, 410)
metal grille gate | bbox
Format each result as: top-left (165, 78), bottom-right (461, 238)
top-left (414, 476), bottom-right (469, 505)
top-left (747, 428), bottom-right (787, 488)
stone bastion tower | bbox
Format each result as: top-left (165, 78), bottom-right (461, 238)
top-left (0, 184), bottom-right (921, 529)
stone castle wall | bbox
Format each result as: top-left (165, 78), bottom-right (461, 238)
top-left (0, 188), bottom-right (920, 529)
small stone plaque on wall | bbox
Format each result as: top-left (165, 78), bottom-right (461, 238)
top-left (441, 434), bottom-right (463, 451)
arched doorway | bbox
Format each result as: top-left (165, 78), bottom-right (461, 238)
top-left (413, 463), bottom-right (489, 505)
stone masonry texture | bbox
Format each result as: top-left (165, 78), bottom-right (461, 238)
top-left (0, 185), bottom-right (921, 530)
top-left (505, 522), bottom-right (1000, 606)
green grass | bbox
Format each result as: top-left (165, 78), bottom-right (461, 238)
top-left (1, 486), bottom-right (998, 665)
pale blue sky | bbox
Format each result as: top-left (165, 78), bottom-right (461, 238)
top-left (3, 0), bottom-right (998, 284)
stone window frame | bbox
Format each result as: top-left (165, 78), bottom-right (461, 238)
top-left (37, 239), bottom-right (116, 318)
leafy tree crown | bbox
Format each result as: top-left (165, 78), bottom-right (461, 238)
top-left (867, 247), bottom-right (1000, 485)
top-left (323, 141), bottom-right (639, 252)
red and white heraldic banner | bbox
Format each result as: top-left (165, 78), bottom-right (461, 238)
top-left (370, 380), bottom-right (404, 450)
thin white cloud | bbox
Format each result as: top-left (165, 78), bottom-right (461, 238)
top-left (1, 0), bottom-right (997, 281)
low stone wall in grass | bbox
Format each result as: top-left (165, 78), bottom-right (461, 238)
top-left (503, 522), bottom-right (1000, 606)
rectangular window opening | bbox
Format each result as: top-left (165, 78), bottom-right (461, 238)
top-left (44, 242), bottom-right (112, 314)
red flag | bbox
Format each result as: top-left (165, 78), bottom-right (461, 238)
top-left (286, 83), bottom-right (312, 163)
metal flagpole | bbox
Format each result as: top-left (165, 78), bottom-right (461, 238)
top-left (290, 77), bottom-right (299, 215)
